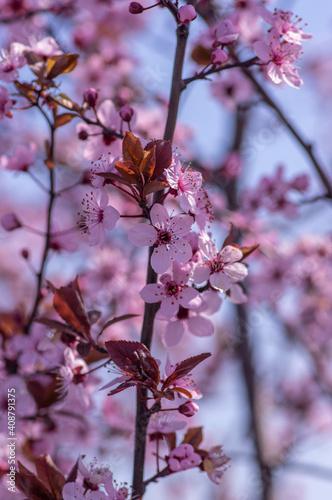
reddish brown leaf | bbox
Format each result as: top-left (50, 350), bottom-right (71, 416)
top-left (162, 353), bottom-right (211, 390)
top-left (46, 53), bottom-right (79, 79)
top-left (97, 171), bottom-right (135, 191)
top-left (14, 81), bottom-right (38, 103)
top-left (16, 461), bottom-right (54, 500)
top-left (34, 317), bottom-right (79, 336)
top-left (191, 45), bottom-right (212, 65)
top-left (35, 454), bottom-right (65, 500)
top-left (105, 340), bottom-right (160, 385)
top-left (66, 457), bottom-right (79, 484)
top-left (139, 146), bottom-right (156, 182)
top-left (76, 342), bottom-right (91, 358)
top-left (171, 387), bottom-right (193, 399)
top-left (54, 113), bottom-right (76, 128)
top-left (52, 284), bottom-right (90, 339)
top-left (164, 432), bottom-right (177, 451)
top-left (26, 373), bottom-right (62, 409)
top-left (107, 380), bottom-right (138, 396)
top-left (99, 314), bottom-right (140, 336)
top-left (122, 131), bottom-right (144, 166)
top-left (221, 224), bottom-right (235, 248)
top-left (114, 161), bottom-right (144, 186)
top-left (182, 427), bottom-right (203, 449)
top-left (240, 243), bottom-right (260, 261)
top-left (145, 139), bottom-right (172, 180)
top-left (143, 181), bottom-right (169, 196)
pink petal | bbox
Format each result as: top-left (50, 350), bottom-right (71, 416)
top-left (139, 284), bottom-right (164, 303)
top-left (225, 262), bottom-right (248, 282)
top-left (253, 41), bottom-right (271, 62)
top-left (128, 223), bottom-right (157, 247)
top-left (282, 66), bottom-right (303, 88)
top-left (99, 189), bottom-right (108, 209)
top-left (219, 245), bottom-right (243, 263)
top-left (193, 264), bottom-right (210, 284)
top-left (179, 287), bottom-right (201, 309)
top-left (210, 271), bottom-right (230, 291)
top-left (267, 63), bottom-right (283, 84)
top-left (160, 296), bottom-right (179, 317)
top-left (187, 315), bottom-right (214, 337)
top-left (163, 320), bottom-right (185, 347)
top-left (150, 203), bottom-right (169, 226)
top-left (62, 483), bottom-right (85, 500)
top-left (169, 214), bottom-right (193, 236)
top-left (228, 284), bottom-right (247, 304)
top-left (103, 206), bottom-right (120, 231)
top-left (168, 238), bottom-right (192, 264)
top-left (89, 224), bottom-right (105, 249)
top-left (151, 245), bottom-right (171, 274)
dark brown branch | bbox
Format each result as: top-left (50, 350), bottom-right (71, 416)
top-left (242, 69), bottom-right (332, 199)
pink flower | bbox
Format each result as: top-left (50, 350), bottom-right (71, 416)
top-left (166, 155), bottom-right (202, 214)
top-left (28, 36), bottom-right (63, 59)
top-left (0, 143), bottom-right (36, 171)
top-left (203, 445), bottom-right (230, 484)
top-left (254, 29), bottom-right (303, 88)
top-left (89, 154), bottom-right (117, 190)
top-left (139, 264), bottom-right (201, 317)
top-left (211, 69), bottom-right (253, 111)
top-left (148, 413), bottom-right (187, 436)
top-left (63, 483), bottom-right (105, 500)
top-left (78, 456), bottom-right (113, 488)
top-left (213, 19), bottom-right (239, 46)
top-left (128, 204), bottom-right (193, 274)
top-left (194, 240), bottom-right (248, 292)
top-left (168, 443), bottom-right (201, 472)
top-left (258, 7), bottom-right (312, 45)
top-left (211, 48), bottom-right (228, 65)
top-left (1, 213), bottom-right (21, 231)
top-left (77, 190), bottom-right (120, 249)
top-left (77, 99), bottom-right (122, 161)
top-left (227, 283), bottom-right (247, 304)
top-left (0, 85), bottom-right (13, 120)
top-left (177, 5), bottom-right (197, 24)
top-left (193, 189), bottom-right (214, 231)
top-left (178, 401), bottom-right (199, 417)
top-left (0, 43), bottom-right (26, 83)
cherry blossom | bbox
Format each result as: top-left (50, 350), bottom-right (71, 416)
top-left (128, 204), bottom-right (193, 274)
top-left (194, 241), bottom-right (248, 292)
top-left (89, 154), bottom-right (117, 190)
top-left (178, 5), bottom-right (197, 24)
top-left (254, 28), bottom-right (303, 88)
top-left (258, 7), bottom-right (313, 45)
top-left (167, 443), bottom-right (201, 472)
top-left (148, 413), bottom-right (187, 436)
top-left (77, 190), bottom-right (120, 249)
top-left (0, 43), bottom-right (26, 82)
top-left (203, 445), bottom-right (230, 484)
top-left (166, 155), bottom-right (202, 214)
top-left (213, 19), bottom-right (239, 46)
top-left (211, 69), bottom-right (253, 111)
top-left (0, 142), bottom-right (36, 171)
top-left (139, 264), bottom-right (201, 317)
top-left (0, 85), bottom-right (13, 120)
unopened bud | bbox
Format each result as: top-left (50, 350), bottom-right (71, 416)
top-left (119, 105), bottom-right (134, 122)
top-left (21, 249), bottom-right (29, 259)
top-left (78, 130), bottom-right (89, 141)
top-left (178, 401), bottom-right (199, 417)
top-left (1, 213), bottom-right (22, 231)
top-left (129, 2), bottom-right (144, 14)
top-left (177, 5), bottom-right (197, 23)
top-left (83, 88), bottom-right (99, 108)
top-left (211, 48), bottom-right (228, 65)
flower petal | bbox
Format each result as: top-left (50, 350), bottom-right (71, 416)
top-left (139, 284), bottom-right (164, 303)
top-left (103, 205), bottom-right (120, 231)
top-left (160, 296), bottom-right (179, 317)
top-left (151, 245), bottom-right (171, 273)
top-left (128, 223), bottom-right (157, 247)
top-left (163, 320), bottom-right (185, 347)
top-left (179, 287), bottom-right (201, 309)
top-left (187, 315), bottom-right (214, 337)
top-left (150, 203), bottom-right (169, 227)
top-left (210, 271), bottom-right (230, 291)
top-left (219, 245), bottom-right (243, 263)
top-left (169, 238), bottom-right (192, 264)
top-left (225, 262), bottom-right (248, 282)
top-left (193, 263), bottom-right (210, 284)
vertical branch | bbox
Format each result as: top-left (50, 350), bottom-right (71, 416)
top-left (24, 116), bottom-right (56, 334)
top-left (131, 17), bottom-right (190, 500)
top-left (225, 108), bottom-right (273, 500)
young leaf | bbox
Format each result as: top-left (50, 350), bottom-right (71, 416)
top-left (76, 342), bottom-right (91, 358)
top-left (139, 146), bottom-right (156, 182)
top-left (182, 427), bottom-right (203, 448)
top-left (54, 113), bottom-right (76, 128)
top-left (145, 139), bottom-right (172, 180)
top-left (221, 224), bottom-right (235, 249)
top-left (46, 53), bottom-right (79, 79)
top-left (16, 461), bottom-right (54, 500)
top-left (52, 284), bottom-right (91, 339)
top-left (114, 161), bottom-right (143, 186)
top-left (239, 244), bottom-right (260, 261)
top-left (99, 314), bottom-right (140, 336)
top-left (35, 454), bottom-right (66, 500)
top-left (122, 131), bottom-right (144, 166)
top-left (143, 181), bottom-right (169, 196)
top-left (162, 353), bottom-right (211, 390)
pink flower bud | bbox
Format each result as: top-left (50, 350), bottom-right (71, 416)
top-left (177, 5), bottom-right (197, 24)
top-left (178, 401), bottom-right (199, 417)
top-left (129, 2), bottom-right (144, 14)
top-left (119, 105), bottom-right (134, 122)
top-left (291, 174), bottom-right (309, 192)
top-left (211, 49), bottom-right (228, 65)
top-left (21, 249), bottom-right (29, 259)
top-left (78, 130), bottom-right (89, 141)
top-left (1, 213), bottom-right (22, 231)
top-left (83, 88), bottom-right (98, 108)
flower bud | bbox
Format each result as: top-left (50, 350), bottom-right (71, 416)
top-left (83, 88), bottom-right (99, 108)
top-left (78, 130), bottom-right (89, 141)
top-left (119, 105), bottom-right (134, 122)
top-left (177, 5), bottom-right (197, 23)
top-left (1, 213), bottom-right (22, 231)
top-left (178, 401), bottom-right (199, 417)
top-left (211, 48), bottom-right (228, 65)
top-left (21, 249), bottom-right (29, 259)
top-left (129, 2), bottom-right (144, 14)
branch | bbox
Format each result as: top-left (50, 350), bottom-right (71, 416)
top-left (242, 69), bottom-right (332, 199)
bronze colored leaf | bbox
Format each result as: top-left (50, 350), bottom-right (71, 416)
top-left (143, 181), bottom-right (169, 196)
top-left (191, 45), bottom-right (212, 65)
top-left (221, 223), bottom-right (235, 249)
top-left (54, 113), bottom-right (76, 128)
top-left (240, 243), bottom-right (260, 261)
top-left (52, 284), bottom-right (90, 339)
top-left (16, 461), bottom-right (54, 500)
top-left (46, 54), bottom-right (79, 79)
top-left (35, 454), bottom-right (66, 500)
top-left (139, 146), bottom-right (156, 182)
top-left (145, 139), bottom-right (172, 180)
top-left (162, 353), bottom-right (211, 390)
top-left (115, 161), bottom-right (145, 186)
top-left (182, 427), bottom-right (203, 449)
top-left (122, 131), bottom-right (144, 166)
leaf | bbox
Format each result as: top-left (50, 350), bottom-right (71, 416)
top-left (99, 314), bottom-right (140, 335)
top-left (139, 146), bottom-right (156, 182)
top-left (16, 461), bottom-right (54, 500)
top-left (76, 342), bottom-right (91, 358)
top-left (164, 432), bottom-right (176, 451)
top-left (105, 340), bottom-right (160, 385)
top-left (122, 131), bottom-right (144, 166)
top-left (66, 457), bottom-right (79, 484)
top-left (97, 171), bottom-right (136, 191)
top-left (182, 427), bottom-right (203, 448)
top-left (14, 81), bottom-right (38, 103)
top-left (34, 317), bottom-right (80, 336)
top-left (46, 53), bottom-right (79, 79)
top-left (240, 243), bottom-right (260, 261)
top-left (171, 386), bottom-right (193, 399)
top-left (52, 283), bottom-right (90, 339)
top-left (145, 140), bottom-right (172, 180)
top-left (54, 113), bottom-right (77, 128)
top-left (26, 374), bottom-right (62, 409)
top-left (88, 309), bottom-right (102, 325)
top-left (107, 380), bottom-right (138, 396)
top-left (51, 94), bottom-right (81, 112)
top-left (114, 161), bottom-right (143, 186)
top-left (221, 224), bottom-right (235, 248)
top-left (35, 454), bottom-right (65, 500)
top-left (143, 181), bottom-right (169, 196)
top-left (162, 353), bottom-right (211, 390)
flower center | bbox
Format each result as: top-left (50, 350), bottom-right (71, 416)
top-left (165, 281), bottom-right (181, 297)
top-left (157, 229), bottom-right (172, 245)
top-left (103, 132), bottom-right (117, 146)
